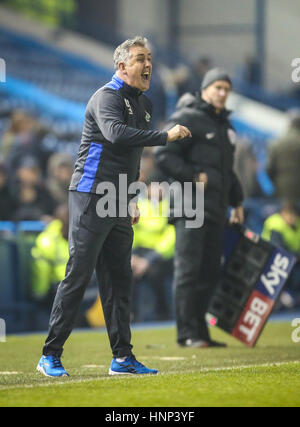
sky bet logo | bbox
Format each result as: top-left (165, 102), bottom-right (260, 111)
top-left (260, 254), bottom-right (289, 298)
top-left (232, 252), bottom-right (295, 347)
top-left (0, 58), bottom-right (6, 83)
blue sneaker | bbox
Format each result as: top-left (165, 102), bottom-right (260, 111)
top-left (37, 355), bottom-right (69, 378)
top-left (109, 355), bottom-right (158, 375)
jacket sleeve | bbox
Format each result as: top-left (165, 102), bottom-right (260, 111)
top-left (229, 171), bottom-right (244, 207)
top-left (91, 88), bottom-right (168, 148)
top-left (154, 120), bottom-right (201, 182)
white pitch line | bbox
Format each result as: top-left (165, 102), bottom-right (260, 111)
top-left (81, 365), bottom-right (105, 369)
top-left (0, 360), bottom-right (299, 392)
top-left (0, 372), bottom-right (20, 375)
top-left (167, 360), bottom-right (300, 374)
top-left (147, 356), bottom-right (187, 361)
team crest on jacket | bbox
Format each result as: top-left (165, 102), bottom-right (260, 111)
top-left (227, 128), bottom-right (237, 145)
top-left (206, 132), bottom-right (215, 140)
top-left (145, 111), bottom-right (151, 122)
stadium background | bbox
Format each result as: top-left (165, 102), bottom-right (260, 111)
top-left (0, 0), bottom-right (300, 334)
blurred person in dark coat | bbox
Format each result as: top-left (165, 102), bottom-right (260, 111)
top-left (0, 110), bottom-right (49, 173)
top-left (176, 56), bottom-right (212, 98)
top-left (12, 157), bottom-right (56, 222)
top-left (46, 153), bottom-right (74, 205)
top-left (267, 111), bottom-right (300, 204)
top-left (234, 138), bottom-right (263, 198)
top-left (0, 160), bottom-right (16, 220)
top-left (155, 68), bottom-right (244, 348)
top-left (0, 110), bottom-right (31, 160)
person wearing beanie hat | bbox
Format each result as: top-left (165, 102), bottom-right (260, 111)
top-left (201, 67), bottom-right (232, 114)
top-left (155, 67), bottom-right (244, 348)
top-left (201, 67), bottom-right (232, 90)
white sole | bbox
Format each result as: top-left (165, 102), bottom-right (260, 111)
top-left (108, 369), bottom-right (134, 376)
top-left (108, 369), bottom-right (158, 376)
top-left (36, 364), bottom-right (69, 378)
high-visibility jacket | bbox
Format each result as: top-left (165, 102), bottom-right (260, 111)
top-left (133, 197), bottom-right (175, 259)
top-left (262, 213), bottom-right (300, 255)
top-left (31, 219), bottom-right (69, 298)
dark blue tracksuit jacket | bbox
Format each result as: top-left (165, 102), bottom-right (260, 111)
top-left (69, 73), bottom-right (168, 195)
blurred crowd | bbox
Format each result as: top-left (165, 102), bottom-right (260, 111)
top-left (0, 108), bottom-right (176, 324)
top-left (0, 56), bottom-right (217, 225)
top-left (1, 56), bottom-right (300, 327)
top-left (0, 109), bottom-right (76, 223)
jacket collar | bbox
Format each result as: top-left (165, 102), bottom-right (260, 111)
top-left (112, 73), bottom-right (142, 98)
top-left (195, 92), bottom-right (231, 119)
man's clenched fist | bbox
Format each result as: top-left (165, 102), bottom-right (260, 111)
top-left (167, 124), bottom-right (192, 142)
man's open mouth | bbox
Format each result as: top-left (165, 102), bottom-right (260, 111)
top-left (141, 70), bottom-right (150, 81)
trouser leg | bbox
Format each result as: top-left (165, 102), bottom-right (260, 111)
top-left (174, 219), bottom-right (207, 343)
top-left (43, 192), bottom-right (112, 356)
top-left (96, 217), bottom-right (134, 358)
top-left (199, 221), bottom-right (224, 321)
top-left (174, 219), bottom-right (224, 343)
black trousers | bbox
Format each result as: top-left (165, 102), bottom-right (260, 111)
top-left (43, 191), bottom-right (134, 358)
top-left (174, 218), bottom-right (225, 343)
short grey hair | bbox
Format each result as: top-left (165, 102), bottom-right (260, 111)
top-left (113, 36), bottom-right (150, 70)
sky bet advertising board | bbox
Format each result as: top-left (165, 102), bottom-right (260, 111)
top-left (206, 225), bottom-right (296, 347)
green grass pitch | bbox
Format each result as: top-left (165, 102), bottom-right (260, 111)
top-left (0, 321), bottom-right (299, 407)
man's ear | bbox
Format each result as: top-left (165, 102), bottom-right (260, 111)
top-left (118, 61), bottom-right (127, 75)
